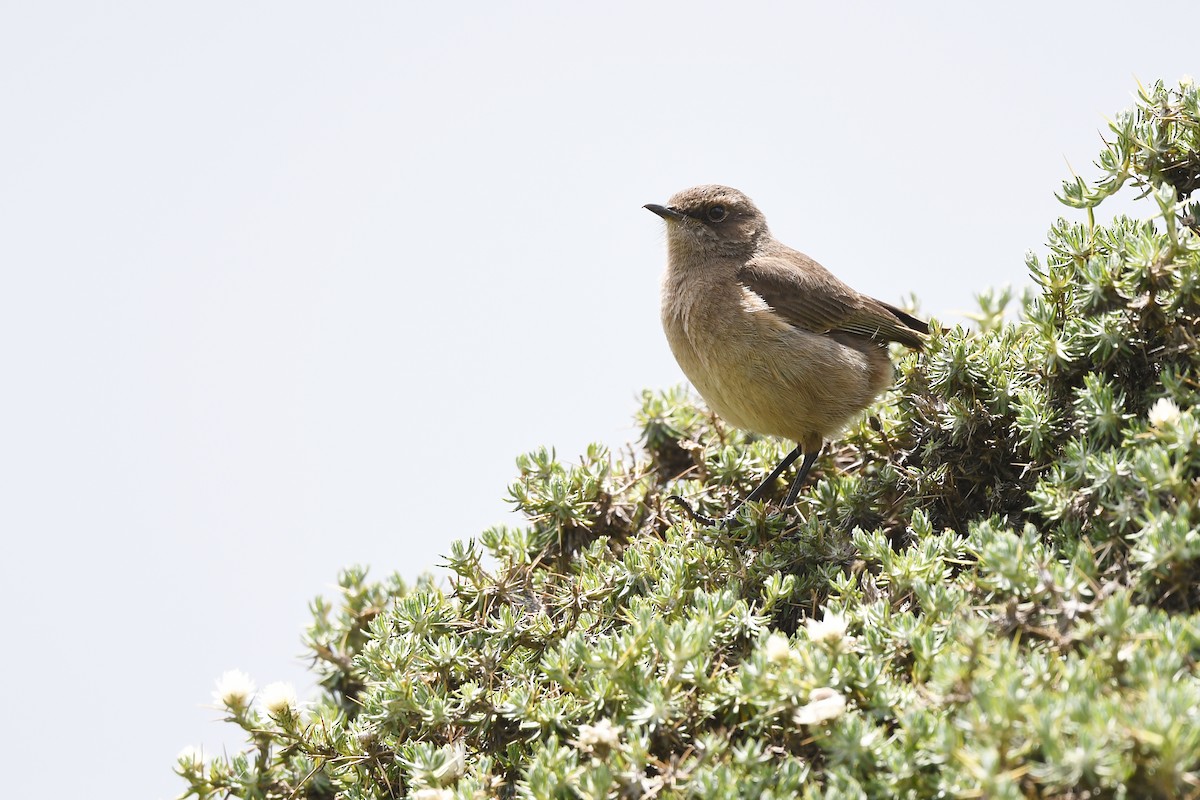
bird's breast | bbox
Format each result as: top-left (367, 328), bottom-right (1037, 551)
top-left (660, 274), bottom-right (892, 444)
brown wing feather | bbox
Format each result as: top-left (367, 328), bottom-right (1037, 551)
top-left (738, 254), bottom-right (927, 350)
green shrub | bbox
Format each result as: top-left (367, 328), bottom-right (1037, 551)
top-left (177, 79), bottom-right (1200, 799)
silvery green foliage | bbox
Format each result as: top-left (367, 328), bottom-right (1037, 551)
top-left (177, 81), bottom-right (1200, 800)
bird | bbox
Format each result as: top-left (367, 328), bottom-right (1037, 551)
top-left (645, 184), bottom-right (928, 524)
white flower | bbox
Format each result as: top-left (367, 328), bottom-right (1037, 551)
top-left (577, 718), bottom-right (623, 751)
top-left (794, 687), bottom-right (847, 725)
top-left (765, 632), bottom-right (793, 663)
top-left (1181, 74), bottom-right (1195, 88)
top-left (259, 681), bottom-right (298, 717)
top-left (1148, 397), bottom-right (1182, 429)
top-left (433, 742), bottom-right (466, 783)
top-left (412, 789), bottom-right (454, 800)
top-left (805, 611), bottom-right (849, 644)
top-left (212, 669), bottom-right (255, 712)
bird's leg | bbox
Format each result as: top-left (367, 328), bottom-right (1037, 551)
top-left (729, 445), bottom-right (803, 515)
top-left (668, 445), bottom-right (803, 527)
top-left (782, 448), bottom-right (821, 507)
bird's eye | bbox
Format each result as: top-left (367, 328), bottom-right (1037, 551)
top-left (706, 205), bottom-right (728, 222)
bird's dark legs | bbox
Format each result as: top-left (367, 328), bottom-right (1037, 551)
top-left (737, 445), bottom-right (802, 509)
top-left (782, 448), bottom-right (821, 507)
top-left (669, 444), bottom-right (820, 526)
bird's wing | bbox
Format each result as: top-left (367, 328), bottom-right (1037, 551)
top-left (738, 254), bottom-right (928, 350)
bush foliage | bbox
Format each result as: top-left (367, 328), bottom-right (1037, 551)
top-left (178, 80), bottom-right (1200, 799)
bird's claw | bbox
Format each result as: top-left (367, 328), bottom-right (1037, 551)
top-left (667, 495), bottom-right (735, 528)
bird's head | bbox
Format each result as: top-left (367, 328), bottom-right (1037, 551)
top-left (644, 185), bottom-right (769, 259)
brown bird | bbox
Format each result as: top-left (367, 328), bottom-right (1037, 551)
top-left (645, 184), bottom-right (928, 524)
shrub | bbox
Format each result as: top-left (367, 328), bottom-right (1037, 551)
top-left (177, 79), bottom-right (1200, 799)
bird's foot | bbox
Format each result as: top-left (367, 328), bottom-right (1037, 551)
top-left (667, 495), bottom-right (744, 528)
top-left (668, 494), bottom-right (805, 530)
top-left (667, 495), bottom-right (755, 581)
top-left (666, 495), bottom-right (722, 526)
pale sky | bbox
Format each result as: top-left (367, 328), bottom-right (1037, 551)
top-left (1, 3), bottom-right (1195, 798)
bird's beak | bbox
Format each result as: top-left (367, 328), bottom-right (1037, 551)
top-left (644, 203), bottom-right (687, 222)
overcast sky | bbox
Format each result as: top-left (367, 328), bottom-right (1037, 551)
top-left (2, 3), bottom-right (1196, 798)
